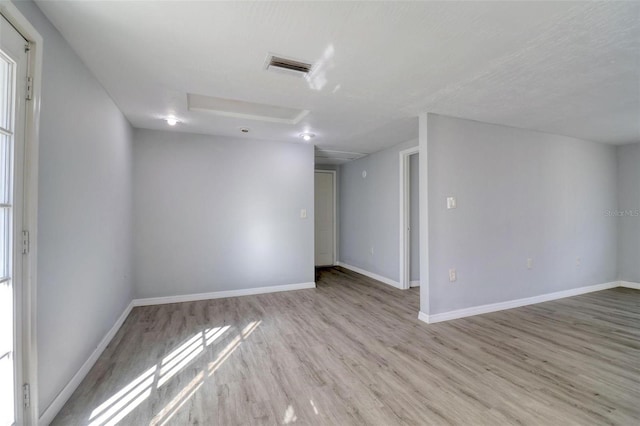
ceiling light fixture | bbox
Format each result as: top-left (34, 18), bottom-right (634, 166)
top-left (165, 117), bottom-right (179, 126)
top-left (300, 132), bottom-right (315, 141)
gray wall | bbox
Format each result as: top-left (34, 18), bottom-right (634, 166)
top-left (425, 114), bottom-right (618, 314)
top-left (410, 154), bottom-right (420, 281)
top-left (617, 143), bottom-right (640, 283)
top-left (133, 129), bottom-right (315, 298)
top-left (14, 1), bottom-right (134, 415)
top-left (339, 139), bottom-right (418, 281)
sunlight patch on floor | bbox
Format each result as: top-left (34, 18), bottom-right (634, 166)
top-left (310, 399), bottom-right (319, 415)
top-left (86, 322), bottom-right (245, 425)
top-left (158, 334), bottom-right (204, 387)
top-left (208, 320), bottom-right (261, 376)
top-left (283, 405), bottom-right (298, 424)
top-left (88, 365), bottom-right (156, 426)
top-left (149, 371), bottom-right (205, 426)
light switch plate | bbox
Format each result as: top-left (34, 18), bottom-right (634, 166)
top-left (300, 209), bottom-right (307, 219)
top-left (447, 197), bottom-right (457, 209)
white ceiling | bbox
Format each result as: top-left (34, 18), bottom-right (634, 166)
top-left (36, 1), bottom-right (640, 161)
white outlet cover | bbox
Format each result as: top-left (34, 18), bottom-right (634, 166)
top-left (300, 209), bottom-right (307, 218)
top-left (449, 269), bottom-right (457, 282)
top-left (447, 197), bottom-right (457, 209)
top-left (362, 170), bottom-right (367, 178)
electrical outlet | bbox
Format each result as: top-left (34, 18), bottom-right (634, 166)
top-left (370, 246), bottom-right (374, 255)
top-left (449, 268), bottom-right (457, 282)
top-left (527, 258), bottom-right (533, 269)
top-left (576, 257), bottom-right (581, 267)
top-left (300, 209), bottom-right (307, 219)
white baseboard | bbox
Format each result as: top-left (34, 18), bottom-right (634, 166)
top-left (132, 282), bottom-right (316, 307)
top-left (620, 281), bottom-right (640, 290)
top-left (418, 281), bottom-right (620, 324)
top-left (410, 280), bottom-right (420, 288)
top-left (336, 262), bottom-right (402, 289)
top-left (39, 300), bottom-right (134, 425)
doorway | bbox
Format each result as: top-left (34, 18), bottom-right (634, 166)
top-left (0, 12), bottom-right (29, 426)
top-left (314, 170), bottom-right (336, 266)
top-left (399, 147), bottom-right (419, 289)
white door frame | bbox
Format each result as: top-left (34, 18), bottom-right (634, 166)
top-left (399, 147), bottom-right (419, 290)
top-left (0, 2), bottom-right (42, 424)
top-left (314, 170), bottom-right (337, 266)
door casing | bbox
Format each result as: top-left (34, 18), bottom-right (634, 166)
top-left (399, 146), bottom-right (419, 290)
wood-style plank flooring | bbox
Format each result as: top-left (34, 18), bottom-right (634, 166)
top-left (53, 267), bottom-right (640, 425)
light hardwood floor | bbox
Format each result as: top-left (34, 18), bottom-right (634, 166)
top-left (53, 267), bottom-right (640, 425)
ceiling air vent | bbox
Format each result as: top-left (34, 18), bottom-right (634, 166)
top-left (265, 54), bottom-right (313, 77)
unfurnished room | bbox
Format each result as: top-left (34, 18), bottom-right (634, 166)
top-left (0, 0), bottom-right (639, 425)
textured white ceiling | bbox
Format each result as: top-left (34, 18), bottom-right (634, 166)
top-left (35, 1), bottom-right (640, 155)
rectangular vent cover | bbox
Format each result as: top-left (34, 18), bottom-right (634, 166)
top-left (265, 54), bottom-right (313, 76)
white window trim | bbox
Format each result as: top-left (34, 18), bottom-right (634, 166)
top-left (0, 2), bottom-right (42, 424)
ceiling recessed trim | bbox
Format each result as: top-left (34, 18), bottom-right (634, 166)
top-left (315, 148), bottom-right (366, 164)
top-left (187, 93), bottom-right (309, 125)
